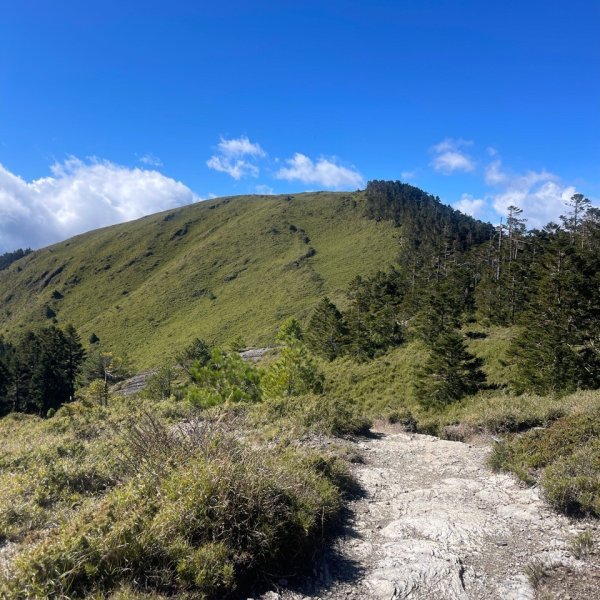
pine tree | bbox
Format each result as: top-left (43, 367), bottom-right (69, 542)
top-left (415, 330), bottom-right (486, 409)
top-left (176, 338), bottom-right (211, 377)
top-left (275, 317), bottom-right (304, 345)
top-left (63, 324), bottom-right (86, 398)
top-left (187, 348), bottom-right (262, 408)
top-left (509, 212), bottom-right (600, 393)
top-left (344, 271), bottom-right (404, 359)
top-left (305, 297), bottom-right (348, 360)
top-left (263, 320), bottom-right (324, 398)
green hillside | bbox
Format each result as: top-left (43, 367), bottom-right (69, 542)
top-left (0, 191), bottom-right (399, 367)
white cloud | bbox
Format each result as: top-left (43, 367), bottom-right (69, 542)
top-left (255, 184), bottom-right (274, 195)
top-left (138, 153), bottom-right (163, 167)
top-left (401, 170), bottom-right (416, 180)
top-left (492, 178), bottom-right (576, 228)
top-left (431, 138), bottom-right (475, 174)
top-left (453, 193), bottom-right (485, 218)
top-left (480, 155), bottom-right (576, 226)
top-left (432, 138), bottom-right (473, 153)
top-left (206, 156), bottom-right (259, 179)
top-left (206, 135), bottom-right (265, 180)
top-left (275, 153), bottom-right (364, 189)
top-left (484, 159), bottom-right (507, 185)
top-left (216, 136), bottom-right (265, 158)
top-left (0, 157), bottom-right (198, 252)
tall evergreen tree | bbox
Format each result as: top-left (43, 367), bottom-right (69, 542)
top-left (63, 324), bottom-right (86, 398)
top-left (415, 330), bottom-right (486, 409)
top-left (344, 271), bottom-right (405, 359)
top-left (510, 202), bottom-right (600, 394)
top-left (6, 326), bottom-right (85, 415)
top-left (305, 297), bottom-right (348, 360)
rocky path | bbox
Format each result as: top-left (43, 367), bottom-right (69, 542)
top-left (260, 431), bottom-right (598, 600)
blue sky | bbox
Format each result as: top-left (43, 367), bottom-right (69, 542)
top-left (0, 0), bottom-right (598, 251)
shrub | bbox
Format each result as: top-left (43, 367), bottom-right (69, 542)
top-left (262, 344), bottom-right (324, 399)
top-left (386, 407), bottom-right (417, 432)
top-left (255, 394), bottom-right (371, 437)
top-left (2, 422), bottom-right (343, 599)
top-left (542, 441), bottom-right (600, 516)
top-left (570, 529), bottom-right (595, 559)
top-left (490, 398), bottom-right (600, 516)
top-left (186, 348), bottom-right (261, 408)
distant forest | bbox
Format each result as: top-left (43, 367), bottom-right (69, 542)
top-left (305, 181), bottom-right (600, 399)
top-left (0, 247), bottom-right (32, 271)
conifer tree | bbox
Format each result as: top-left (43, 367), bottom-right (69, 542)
top-left (510, 206), bottom-right (600, 393)
top-left (176, 338), bottom-right (211, 377)
top-left (415, 330), bottom-right (486, 409)
top-left (344, 271), bottom-right (404, 359)
top-left (305, 297), bottom-right (348, 360)
top-left (263, 320), bottom-right (324, 398)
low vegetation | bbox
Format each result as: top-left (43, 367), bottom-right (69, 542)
top-left (0, 327), bottom-right (361, 598)
top-left (490, 394), bottom-right (600, 516)
top-left (3, 416), bottom-right (345, 599)
top-left (0, 192), bottom-right (399, 368)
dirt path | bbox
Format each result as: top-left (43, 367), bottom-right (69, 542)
top-left (261, 431), bottom-right (598, 600)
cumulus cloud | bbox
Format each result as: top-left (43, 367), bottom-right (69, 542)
top-left (453, 194), bottom-right (485, 218)
top-left (0, 157), bottom-right (198, 252)
top-left (479, 155), bottom-right (577, 227)
top-left (216, 136), bottom-right (265, 158)
top-left (492, 177), bottom-right (576, 228)
top-left (401, 170), bottom-right (416, 180)
top-left (431, 138), bottom-right (475, 174)
top-left (138, 153), bottom-right (163, 167)
top-left (206, 135), bottom-right (266, 180)
top-left (275, 153), bottom-right (364, 189)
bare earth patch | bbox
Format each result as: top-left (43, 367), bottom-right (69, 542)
top-left (257, 431), bottom-right (599, 599)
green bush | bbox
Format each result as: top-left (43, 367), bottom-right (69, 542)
top-left (186, 348), bottom-right (261, 408)
top-left (2, 423), bottom-right (343, 599)
top-left (490, 398), bottom-right (600, 516)
top-left (543, 441), bottom-right (600, 516)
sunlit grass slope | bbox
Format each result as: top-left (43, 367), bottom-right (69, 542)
top-left (0, 192), bottom-right (398, 367)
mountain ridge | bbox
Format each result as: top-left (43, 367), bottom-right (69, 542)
top-left (0, 187), bottom-right (491, 367)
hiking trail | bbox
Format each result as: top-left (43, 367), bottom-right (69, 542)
top-left (258, 430), bottom-right (599, 600)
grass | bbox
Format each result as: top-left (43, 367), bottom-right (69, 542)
top-left (320, 327), bottom-right (555, 436)
top-left (2, 301), bottom-right (600, 596)
top-left (321, 341), bottom-right (425, 418)
top-left (0, 192), bottom-right (398, 369)
top-left (0, 380), bottom-right (357, 598)
top-left (490, 391), bottom-right (600, 516)
top-left (252, 393), bottom-right (372, 439)
top-left (3, 421), bottom-right (344, 599)
top-left (525, 558), bottom-right (550, 590)
top-left (0, 397), bottom-right (195, 545)
top-left (570, 529), bottom-right (595, 559)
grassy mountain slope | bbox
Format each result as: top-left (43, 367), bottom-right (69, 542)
top-left (0, 192), bottom-right (399, 367)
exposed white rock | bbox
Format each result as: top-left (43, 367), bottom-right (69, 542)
top-left (260, 432), bottom-right (589, 599)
